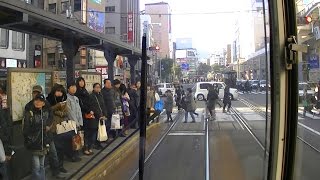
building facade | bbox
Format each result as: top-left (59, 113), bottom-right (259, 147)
top-left (0, 29), bottom-right (28, 82)
top-left (145, 2), bottom-right (171, 59)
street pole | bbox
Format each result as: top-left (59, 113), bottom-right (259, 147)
top-left (139, 34), bottom-right (147, 180)
top-left (159, 57), bottom-right (162, 83)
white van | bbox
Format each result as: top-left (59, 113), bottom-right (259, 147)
top-left (193, 82), bottom-right (238, 101)
top-left (156, 83), bottom-right (176, 96)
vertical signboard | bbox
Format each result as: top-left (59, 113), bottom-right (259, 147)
top-left (81, 0), bottom-right (87, 24)
top-left (34, 45), bottom-right (41, 68)
top-left (128, 12), bottom-right (134, 43)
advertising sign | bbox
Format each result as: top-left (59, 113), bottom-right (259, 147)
top-left (176, 50), bottom-right (187, 58)
top-left (176, 38), bottom-right (192, 49)
top-left (181, 63), bottom-right (189, 70)
top-left (81, 0), bottom-right (87, 24)
top-left (95, 66), bottom-right (108, 75)
top-left (308, 54), bottom-right (319, 69)
top-left (87, 0), bottom-right (105, 33)
top-left (128, 12), bottom-right (134, 43)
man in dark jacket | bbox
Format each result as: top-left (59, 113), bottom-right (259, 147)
top-left (0, 109), bottom-right (12, 180)
top-left (101, 79), bottom-right (116, 139)
top-left (24, 85), bottom-right (65, 178)
top-left (23, 94), bottom-right (52, 180)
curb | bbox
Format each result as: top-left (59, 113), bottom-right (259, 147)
top-left (81, 123), bottom-right (161, 180)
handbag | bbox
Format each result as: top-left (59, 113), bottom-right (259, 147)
top-left (72, 134), bottom-right (82, 151)
top-left (97, 120), bottom-right (108, 142)
top-left (56, 120), bottom-right (77, 135)
top-left (111, 114), bottom-right (121, 129)
top-left (0, 139), bottom-right (5, 163)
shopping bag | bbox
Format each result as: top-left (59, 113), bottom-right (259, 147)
top-left (97, 120), bottom-right (108, 142)
top-left (56, 120), bottom-right (77, 135)
top-left (0, 139), bottom-right (5, 163)
top-left (78, 130), bottom-right (85, 147)
top-left (111, 114), bottom-right (121, 129)
top-left (154, 100), bottom-right (164, 112)
top-left (72, 134), bottom-right (82, 151)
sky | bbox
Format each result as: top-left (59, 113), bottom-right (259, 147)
top-left (140, 0), bottom-right (251, 58)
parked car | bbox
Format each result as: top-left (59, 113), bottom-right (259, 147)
top-left (250, 80), bottom-right (260, 90)
top-left (156, 83), bottom-right (176, 96)
top-left (193, 82), bottom-right (239, 101)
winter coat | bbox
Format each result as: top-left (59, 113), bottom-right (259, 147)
top-left (0, 109), bottom-right (12, 156)
top-left (207, 89), bottom-right (219, 108)
top-left (75, 87), bottom-right (91, 115)
top-left (147, 90), bottom-right (155, 109)
top-left (23, 105), bottom-right (52, 154)
top-left (101, 87), bottom-right (116, 115)
top-left (67, 94), bottom-right (83, 127)
top-left (127, 88), bottom-right (139, 112)
top-left (223, 91), bottom-right (232, 104)
top-left (164, 93), bottom-right (174, 112)
top-left (185, 93), bottom-right (196, 112)
top-left (89, 92), bottom-right (107, 129)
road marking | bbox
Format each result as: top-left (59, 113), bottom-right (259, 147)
top-left (168, 132), bottom-right (205, 136)
top-left (298, 122), bottom-right (320, 136)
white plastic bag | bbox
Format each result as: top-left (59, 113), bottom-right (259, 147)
top-left (56, 120), bottom-right (77, 134)
top-left (97, 120), bottom-right (108, 142)
top-left (0, 139), bottom-right (6, 163)
top-left (111, 114), bottom-right (121, 129)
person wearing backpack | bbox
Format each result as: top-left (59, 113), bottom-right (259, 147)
top-left (23, 94), bottom-right (52, 180)
top-left (206, 85), bottom-right (219, 120)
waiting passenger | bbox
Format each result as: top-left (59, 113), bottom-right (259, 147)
top-left (23, 94), bottom-right (51, 180)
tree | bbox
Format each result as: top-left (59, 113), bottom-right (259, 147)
top-left (197, 62), bottom-right (212, 75)
top-left (157, 58), bottom-right (174, 82)
top-left (212, 64), bottom-right (225, 73)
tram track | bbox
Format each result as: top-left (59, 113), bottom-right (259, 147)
top-left (237, 97), bottom-right (320, 155)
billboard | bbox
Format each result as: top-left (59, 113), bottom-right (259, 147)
top-left (176, 38), bottom-right (192, 49)
top-left (87, 0), bottom-right (105, 33)
top-left (176, 50), bottom-right (187, 59)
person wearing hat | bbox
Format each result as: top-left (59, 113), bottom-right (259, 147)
top-left (23, 94), bottom-right (52, 180)
top-left (24, 86), bottom-right (65, 179)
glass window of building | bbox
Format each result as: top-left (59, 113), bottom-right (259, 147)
top-left (11, 31), bottom-right (25, 51)
top-left (48, 3), bottom-right (56, 14)
top-left (105, 6), bottom-right (115, 12)
top-left (47, 53), bottom-right (56, 66)
top-left (0, 28), bottom-right (8, 48)
top-left (61, 1), bottom-right (69, 14)
top-left (105, 27), bottom-right (116, 34)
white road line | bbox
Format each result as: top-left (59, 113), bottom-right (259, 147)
top-left (168, 132), bottom-right (205, 136)
top-left (298, 122), bottom-right (320, 136)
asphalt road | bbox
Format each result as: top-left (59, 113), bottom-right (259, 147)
top-left (107, 90), bottom-right (320, 180)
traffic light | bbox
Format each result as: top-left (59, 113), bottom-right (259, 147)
top-left (149, 46), bottom-right (160, 51)
top-left (306, 16), bottom-right (312, 24)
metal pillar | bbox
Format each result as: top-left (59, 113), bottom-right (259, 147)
top-left (62, 37), bottom-right (79, 87)
top-left (103, 47), bottom-right (117, 81)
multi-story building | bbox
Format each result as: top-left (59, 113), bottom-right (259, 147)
top-left (105, 0), bottom-right (140, 47)
top-left (145, 2), bottom-right (172, 59)
top-left (210, 50), bottom-right (226, 66)
top-left (0, 29), bottom-right (28, 83)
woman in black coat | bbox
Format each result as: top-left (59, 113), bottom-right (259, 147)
top-left (75, 77), bottom-right (94, 155)
top-left (89, 83), bottom-right (108, 150)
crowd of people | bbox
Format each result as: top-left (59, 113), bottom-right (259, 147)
top-left (0, 78), bottom-right (174, 180)
top-left (0, 79), bottom-right (234, 180)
